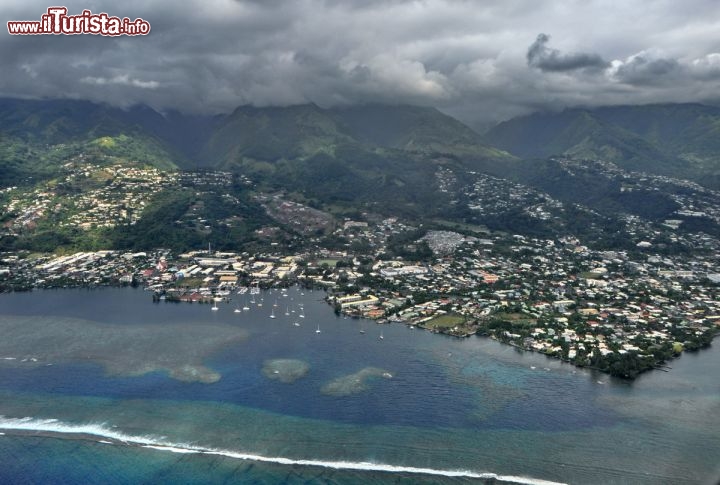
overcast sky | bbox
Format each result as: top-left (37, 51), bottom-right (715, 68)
top-left (2, 0), bottom-right (720, 128)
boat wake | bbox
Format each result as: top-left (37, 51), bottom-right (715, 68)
top-left (0, 416), bottom-right (566, 485)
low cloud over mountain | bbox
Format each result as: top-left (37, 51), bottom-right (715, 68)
top-left (2, 0), bottom-right (720, 128)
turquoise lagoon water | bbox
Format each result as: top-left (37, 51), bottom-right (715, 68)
top-left (0, 287), bottom-right (718, 484)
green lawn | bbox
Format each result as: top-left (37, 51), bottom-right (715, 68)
top-left (424, 313), bottom-right (465, 329)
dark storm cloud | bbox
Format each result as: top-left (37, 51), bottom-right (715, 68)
top-left (613, 55), bottom-right (683, 85)
top-left (527, 34), bottom-right (609, 72)
top-left (2, 0), bottom-right (720, 127)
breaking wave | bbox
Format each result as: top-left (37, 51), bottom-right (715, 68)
top-left (0, 416), bottom-right (566, 485)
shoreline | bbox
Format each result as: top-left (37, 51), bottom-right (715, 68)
top-left (1, 282), bottom-right (716, 381)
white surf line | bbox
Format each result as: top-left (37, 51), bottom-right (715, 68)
top-left (0, 416), bottom-right (566, 485)
top-left (0, 416), bottom-right (159, 446)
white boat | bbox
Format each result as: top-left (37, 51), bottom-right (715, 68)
top-left (270, 308), bottom-right (276, 319)
top-left (315, 324), bottom-right (321, 334)
top-left (234, 305), bottom-right (241, 313)
top-left (293, 321), bottom-right (300, 327)
top-left (379, 330), bottom-right (384, 340)
top-left (285, 306), bottom-right (290, 316)
top-left (211, 302), bottom-right (219, 311)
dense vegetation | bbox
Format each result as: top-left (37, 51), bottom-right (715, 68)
top-left (485, 103), bottom-right (720, 187)
top-left (109, 186), bottom-right (273, 252)
top-left (512, 159), bottom-right (680, 220)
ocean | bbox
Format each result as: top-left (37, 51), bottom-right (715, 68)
top-left (0, 287), bottom-right (718, 484)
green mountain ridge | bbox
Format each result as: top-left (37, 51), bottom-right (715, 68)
top-left (0, 98), bottom-right (517, 242)
top-left (484, 103), bottom-right (720, 186)
top-left (0, 99), bottom-right (185, 184)
top-left (197, 103), bottom-right (515, 215)
top-left (202, 103), bottom-right (357, 168)
top-left (328, 104), bottom-right (511, 161)
top-left (4, 98), bottom-right (720, 253)
top-left (7, 98), bottom-right (720, 187)
top-left (201, 102), bottom-right (514, 168)
top-left (0, 98), bottom-right (512, 181)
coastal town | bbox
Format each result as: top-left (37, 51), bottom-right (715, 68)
top-left (3, 154), bottom-right (720, 378)
top-left (2, 215), bottom-right (718, 378)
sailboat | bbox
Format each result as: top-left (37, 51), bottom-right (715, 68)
top-left (270, 308), bottom-right (276, 319)
top-left (234, 303), bottom-right (241, 313)
top-left (211, 301), bottom-right (219, 311)
top-left (316, 324), bottom-right (321, 334)
top-left (379, 329), bottom-right (384, 340)
top-left (242, 298), bottom-right (250, 311)
top-left (285, 306), bottom-right (290, 316)
top-left (299, 304), bottom-right (305, 318)
top-left (293, 321), bottom-right (300, 327)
